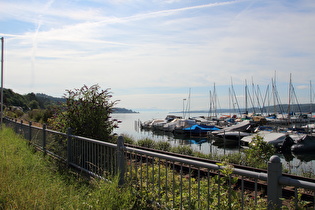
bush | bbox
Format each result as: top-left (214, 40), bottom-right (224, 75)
top-left (244, 134), bottom-right (275, 166)
top-left (137, 138), bottom-right (156, 148)
top-left (51, 84), bottom-right (118, 141)
top-left (25, 109), bottom-right (54, 124)
top-left (155, 141), bottom-right (171, 151)
top-left (5, 108), bottom-right (24, 118)
top-left (171, 145), bottom-right (194, 156)
top-left (110, 134), bottom-right (135, 145)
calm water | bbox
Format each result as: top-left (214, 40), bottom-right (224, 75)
top-left (111, 112), bottom-right (315, 176)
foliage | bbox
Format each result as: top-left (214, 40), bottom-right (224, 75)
top-left (0, 126), bottom-right (136, 209)
top-left (47, 105), bottom-right (67, 131)
top-left (156, 141), bottom-right (171, 151)
top-left (120, 134), bottom-right (136, 144)
top-left (244, 134), bottom-right (276, 165)
top-left (58, 84), bottom-right (119, 141)
top-left (282, 188), bottom-right (311, 209)
top-left (4, 107), bottom-right (24, 118)
top-left (28, 100), bottom-right (40, 110)
top-left (110, 134), bottom-right (135, 144)
top-left (119, 134), bottom-right (277, 171)
top-left (3, 88), bottom-right (28, 110)
top-left (136, 139), bottom-right (172, 152)
top-left (127, 159), bottom-right (267, 209)
top-left (171, 145), bottom-right (194, 156)
top-left (24, 108), bottom-right (54, 124)
top-left (85, 177), bottom-right (136, 209)
top-left (137, 138), bottom-right (157, 148)
top-left (3, 88), bottom-right (65, 111)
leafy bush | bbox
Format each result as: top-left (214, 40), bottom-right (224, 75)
top-left (155, 141), bottom-right (171, 151)
top-left (28, 100), bottom-right (39, 110)
top-left (5, 107), bottom-right (24, 118)
top-left (25, 108), bottom-right (54, 124)
top-left (137, 138), bottom-right (156, 148)
top-left (50, 84), bottom-right (118, 141)
top-left (111, 134), bottom-right (135, 144)
top-left (171, 145), bottom-right (194, 156)
top-left (244, 134), bottom-right (275, 166)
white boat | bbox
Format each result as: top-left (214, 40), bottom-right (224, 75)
top-left (241, 131), bottom-right (287, 146)
top-left (163, 118), bottom-right (196, 132)
top-left (216, 131), bottom-right (251, 140)
top-left (212, 120), bottom-right (253, 135)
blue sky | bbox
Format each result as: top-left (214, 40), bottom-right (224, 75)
top-left (0, 0), bottom-right (315, 112)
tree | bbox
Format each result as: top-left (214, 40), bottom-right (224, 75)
top-left (29, 100), bottom-right (39, 110)
top-left (66, 84), bottom-right (118, 140)
top-left (56, 84), bottom-right (119, 141)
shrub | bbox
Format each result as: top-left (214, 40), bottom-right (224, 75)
top-left (137, 138), bottom-right (156, 148)
top-left (171, 145), bottom-right (194, 156)
top-left (244, 134), bottom-right (275, 166)
top-left (156, 141), bottom-right (171, 151)
top-left (51, 84), bottom-right (118, 141)
top-left (111, 134), bottom-right (135, 145)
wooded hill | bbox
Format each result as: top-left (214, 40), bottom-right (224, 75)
top-left (3, 89), bottom-right (65, 111)
top-left (2, 88), bottom-right (137, 113)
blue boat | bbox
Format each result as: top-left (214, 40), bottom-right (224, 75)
top-left (182, 124), bottom-right (221, 136)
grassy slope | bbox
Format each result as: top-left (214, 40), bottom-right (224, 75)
top-left (0, 126), bottom-right (134, 209)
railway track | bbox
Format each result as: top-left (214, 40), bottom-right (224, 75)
top-left (125, 143), bottom-right (315, 203)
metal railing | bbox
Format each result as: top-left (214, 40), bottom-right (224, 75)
top-left (4, 117), bottom-right (315, 209)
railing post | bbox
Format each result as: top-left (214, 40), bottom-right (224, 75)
top-left (15, 118), bottom-right (18, 133)
top-left (42, 124), bottom-right (46, 154)
top-left (117, 136), bottom-right (125, 186)
top-left (67, 128), bottom-right (72, 166)
top-left (14, 119), bottom-right (17, 132)
top-left (267, 155), bottom-right (282, 209)
top-left (29, 121), bottom-right (32, 141)
top-left (20, 120), bottom-right (23, 134)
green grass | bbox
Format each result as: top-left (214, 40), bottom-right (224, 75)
top-left (0, 126), bottom-right (135, 209)
top-left (0, 125), bottom-right (310, 209)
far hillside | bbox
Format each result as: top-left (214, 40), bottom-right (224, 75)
top-left (2, 88), bottom-right (136, 112)
top-left (3, 89), bottom-right (65, 111)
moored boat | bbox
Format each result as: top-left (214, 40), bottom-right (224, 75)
top-left (181, 124), bottom-right (221, 136)
top-left (291, 135), bottom-right (315, 154)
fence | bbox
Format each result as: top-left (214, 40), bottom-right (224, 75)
top-left (4, 117), bottom-right (315, 209)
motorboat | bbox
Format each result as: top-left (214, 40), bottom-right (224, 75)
top-left (212, 120), bottom-right (253, 135)
top-left (182, 124), bottom-right (221, 136)
top-left (241, 131), bottom-right (287, 147)
top-left (291, 135), bottom-right (315, 154)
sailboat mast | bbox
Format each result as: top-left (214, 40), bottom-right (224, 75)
top-left (208, 90), bottom-right (212, 118)
top-left (288, 73), bottom-right (292, 124)
top-left (213, 83), bottom-right (217, 118)
top-left (310, 80), bottom-right (313, 116)
top-left (245, 79), bottom-right (248, 115)
top-left (229, 87), bottom-right (231, 117)
top-left (272, 78), bottom-right (276, 115)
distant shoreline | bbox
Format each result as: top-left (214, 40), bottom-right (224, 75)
top-left (113, 107), bottom-right (139, 113)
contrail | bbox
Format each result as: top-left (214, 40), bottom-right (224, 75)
top-left (98, 0), bottom-right (246, 24)
top-left (31, 0), bottom-right (54, 88)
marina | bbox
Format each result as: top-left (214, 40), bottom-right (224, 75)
top-left (112, 111), bottom-right (315, 176)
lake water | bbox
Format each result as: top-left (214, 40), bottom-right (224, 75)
top-left (111, 112), bottom-right (315, 176)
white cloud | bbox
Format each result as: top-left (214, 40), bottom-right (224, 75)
top-left (1, 0), bottom-right (315, 110)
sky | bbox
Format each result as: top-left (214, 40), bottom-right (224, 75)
top-left (0, 0), bottom-right (315, 112)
